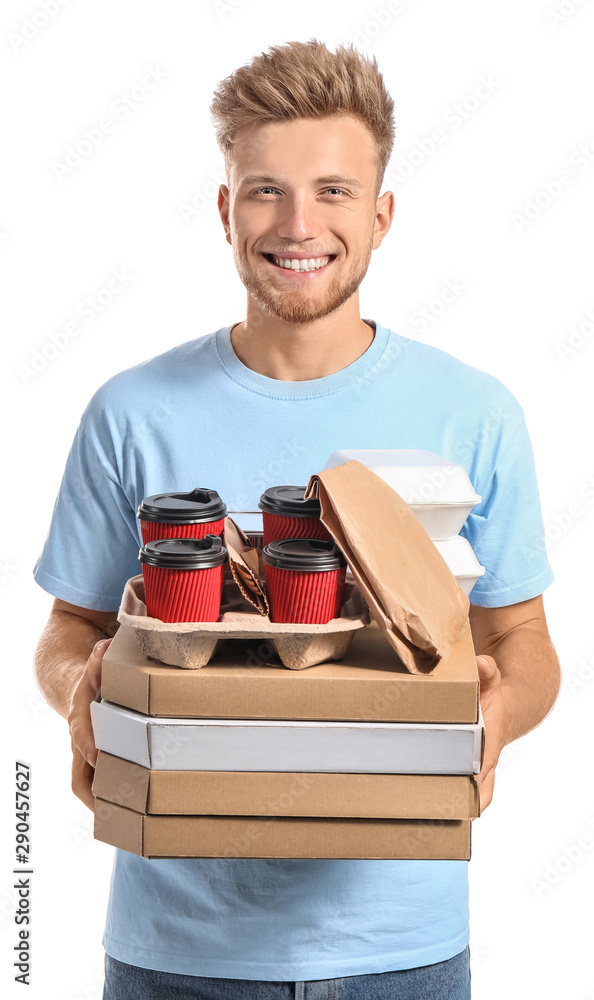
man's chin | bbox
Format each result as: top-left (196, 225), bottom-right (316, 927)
top-left (232, 253), bottom-right (372, 325)
top-left (251, 298), bottom-right (350, 325)
top-left (242, 279), bottom-right (363, 325)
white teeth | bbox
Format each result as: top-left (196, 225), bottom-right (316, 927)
top-left (271, 254), bottom-right (331, 272)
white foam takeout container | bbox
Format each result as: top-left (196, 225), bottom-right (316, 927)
top-left (433, 536), bottom-right (485, 596)
top-left (323, 450), bottom-right (482, 539)
top-left (227, 513), bottom-right (485, 597)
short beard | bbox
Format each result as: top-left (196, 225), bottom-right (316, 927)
top-left (232, 230), bottom-right (375, 326)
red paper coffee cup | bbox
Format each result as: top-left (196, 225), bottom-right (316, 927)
top-left (258, 486), bottom-right (331, 546)
top-left (139, 535), bottom-right (227, 622)
top-left (262, 537), bottom-right (347, 624)
top-left (138, 488), bottom-right (227, 544)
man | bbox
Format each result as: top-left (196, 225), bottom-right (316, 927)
top-left (34, 38), bottom-right (560, 999)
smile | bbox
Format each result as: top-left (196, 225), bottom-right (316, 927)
top-left (262, 253), bottom-right (335, 275)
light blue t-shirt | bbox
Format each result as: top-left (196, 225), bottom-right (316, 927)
top-left (34, 319), bottom-right (553, 981)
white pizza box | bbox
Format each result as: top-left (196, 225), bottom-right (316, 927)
top-left (91, 698), bottom-right (484, 775)
top-left (322, 450), bottom-right (481, 538)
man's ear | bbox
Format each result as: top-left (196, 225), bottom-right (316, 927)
top-left (372, 189), bottom-right (395, 250)
top-left (217, 185), bottom-right (232, 245)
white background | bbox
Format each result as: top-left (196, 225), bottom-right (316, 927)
top-left (1, 1), bottom-right (593, 997)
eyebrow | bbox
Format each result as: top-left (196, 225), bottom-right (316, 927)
top-left (240, 173), bottom-right (363, 190)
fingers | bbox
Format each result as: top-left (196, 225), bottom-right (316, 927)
top-left (71, 743), bottom-right (96, 813)
top-left (68, 637), bottom-right (112, 777)
top-left (476, 652), bottom-right (506, 786)
top-left (84, 637), bottom-right (112, 688)
top-left (70, 714), bottom-right (97, 768)
top-left (477, 723), bottom-right (506, 787)
top-left (477, 725), bottom-right (502, 785)
top-left (476, 654), bottom-right (500, 688)
top-left (478, 768), bottom-right (495, 812)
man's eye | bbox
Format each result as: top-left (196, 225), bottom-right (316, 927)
top-left (254, 187), bottom-right (346, 196)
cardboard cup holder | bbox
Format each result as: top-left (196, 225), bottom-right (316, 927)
top-left (118, 569), bottom-right (370, 671)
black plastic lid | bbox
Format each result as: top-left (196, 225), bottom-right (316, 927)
top-left (262, 537), bottom-right (346, 572)
top-left (258, 486), bottom-right (321, 518)
top-left (138, 488), bottom-right (227, 524)
top-left (139, 535), bottom-right (227, 569)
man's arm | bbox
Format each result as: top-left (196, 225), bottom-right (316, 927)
top-left (34, 599), bottom-right (120, 809)
top-left (469, 594), bottom-right (561, 809)
top-left (34, 599), bottom-right (119, 717)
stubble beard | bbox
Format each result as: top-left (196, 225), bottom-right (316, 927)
top-left (231, 229), bottom-right (376, 325)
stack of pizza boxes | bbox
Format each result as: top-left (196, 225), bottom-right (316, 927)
top-left (91, 451), bottom-right (485, 861)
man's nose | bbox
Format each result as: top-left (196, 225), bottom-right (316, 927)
top-left (276, 194), bottom-right (322, 242)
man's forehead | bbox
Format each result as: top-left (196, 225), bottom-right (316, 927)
top-left (228, 117), bottom-right (376, 189)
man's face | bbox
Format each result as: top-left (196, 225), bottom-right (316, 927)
top-left (219, 116), bottom-right (389, 325)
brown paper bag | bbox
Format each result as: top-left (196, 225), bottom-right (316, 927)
top-left (305, 461), bottom-right (470, 673)
top-left (224, 517), bottom-right (269, 616)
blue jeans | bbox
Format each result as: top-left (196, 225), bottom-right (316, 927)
top-left (103, 947), bottom-right (471, 998)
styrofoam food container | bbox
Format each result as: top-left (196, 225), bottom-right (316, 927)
top-left (433, 536), bottom-right (485, 595)
top-left (228, 514), bottom-right (484, 595)
top-left (323, 450), bottom-right (481, 539)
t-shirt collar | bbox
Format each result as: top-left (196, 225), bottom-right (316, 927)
top-left (214, 319), bottom-right (391, 399)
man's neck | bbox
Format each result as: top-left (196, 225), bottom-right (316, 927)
top-left (229, 304), bottom-right (375, 382)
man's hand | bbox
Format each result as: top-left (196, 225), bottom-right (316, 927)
top-left (475, 654), bottom-right (510, 812)
top-left (469, 596), bottom-right (561, 814)
top-left (67, 638), bottom-right (112, 811)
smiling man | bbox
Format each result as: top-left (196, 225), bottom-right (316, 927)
top-left (224, 114), bottom-right (384, 364)
top-left (33, 38), bottom-right (559, 1000)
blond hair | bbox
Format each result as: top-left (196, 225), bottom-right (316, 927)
top-left (210, 38), bottom-right (395, 197)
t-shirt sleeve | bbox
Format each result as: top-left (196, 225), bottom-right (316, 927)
top-left (33, 399), bottom-right (142, 611)
top-left (460, 413), bottom-right (554, 607)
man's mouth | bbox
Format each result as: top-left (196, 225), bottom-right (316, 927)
top-left (262, 253), bottom-right (336, 274)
